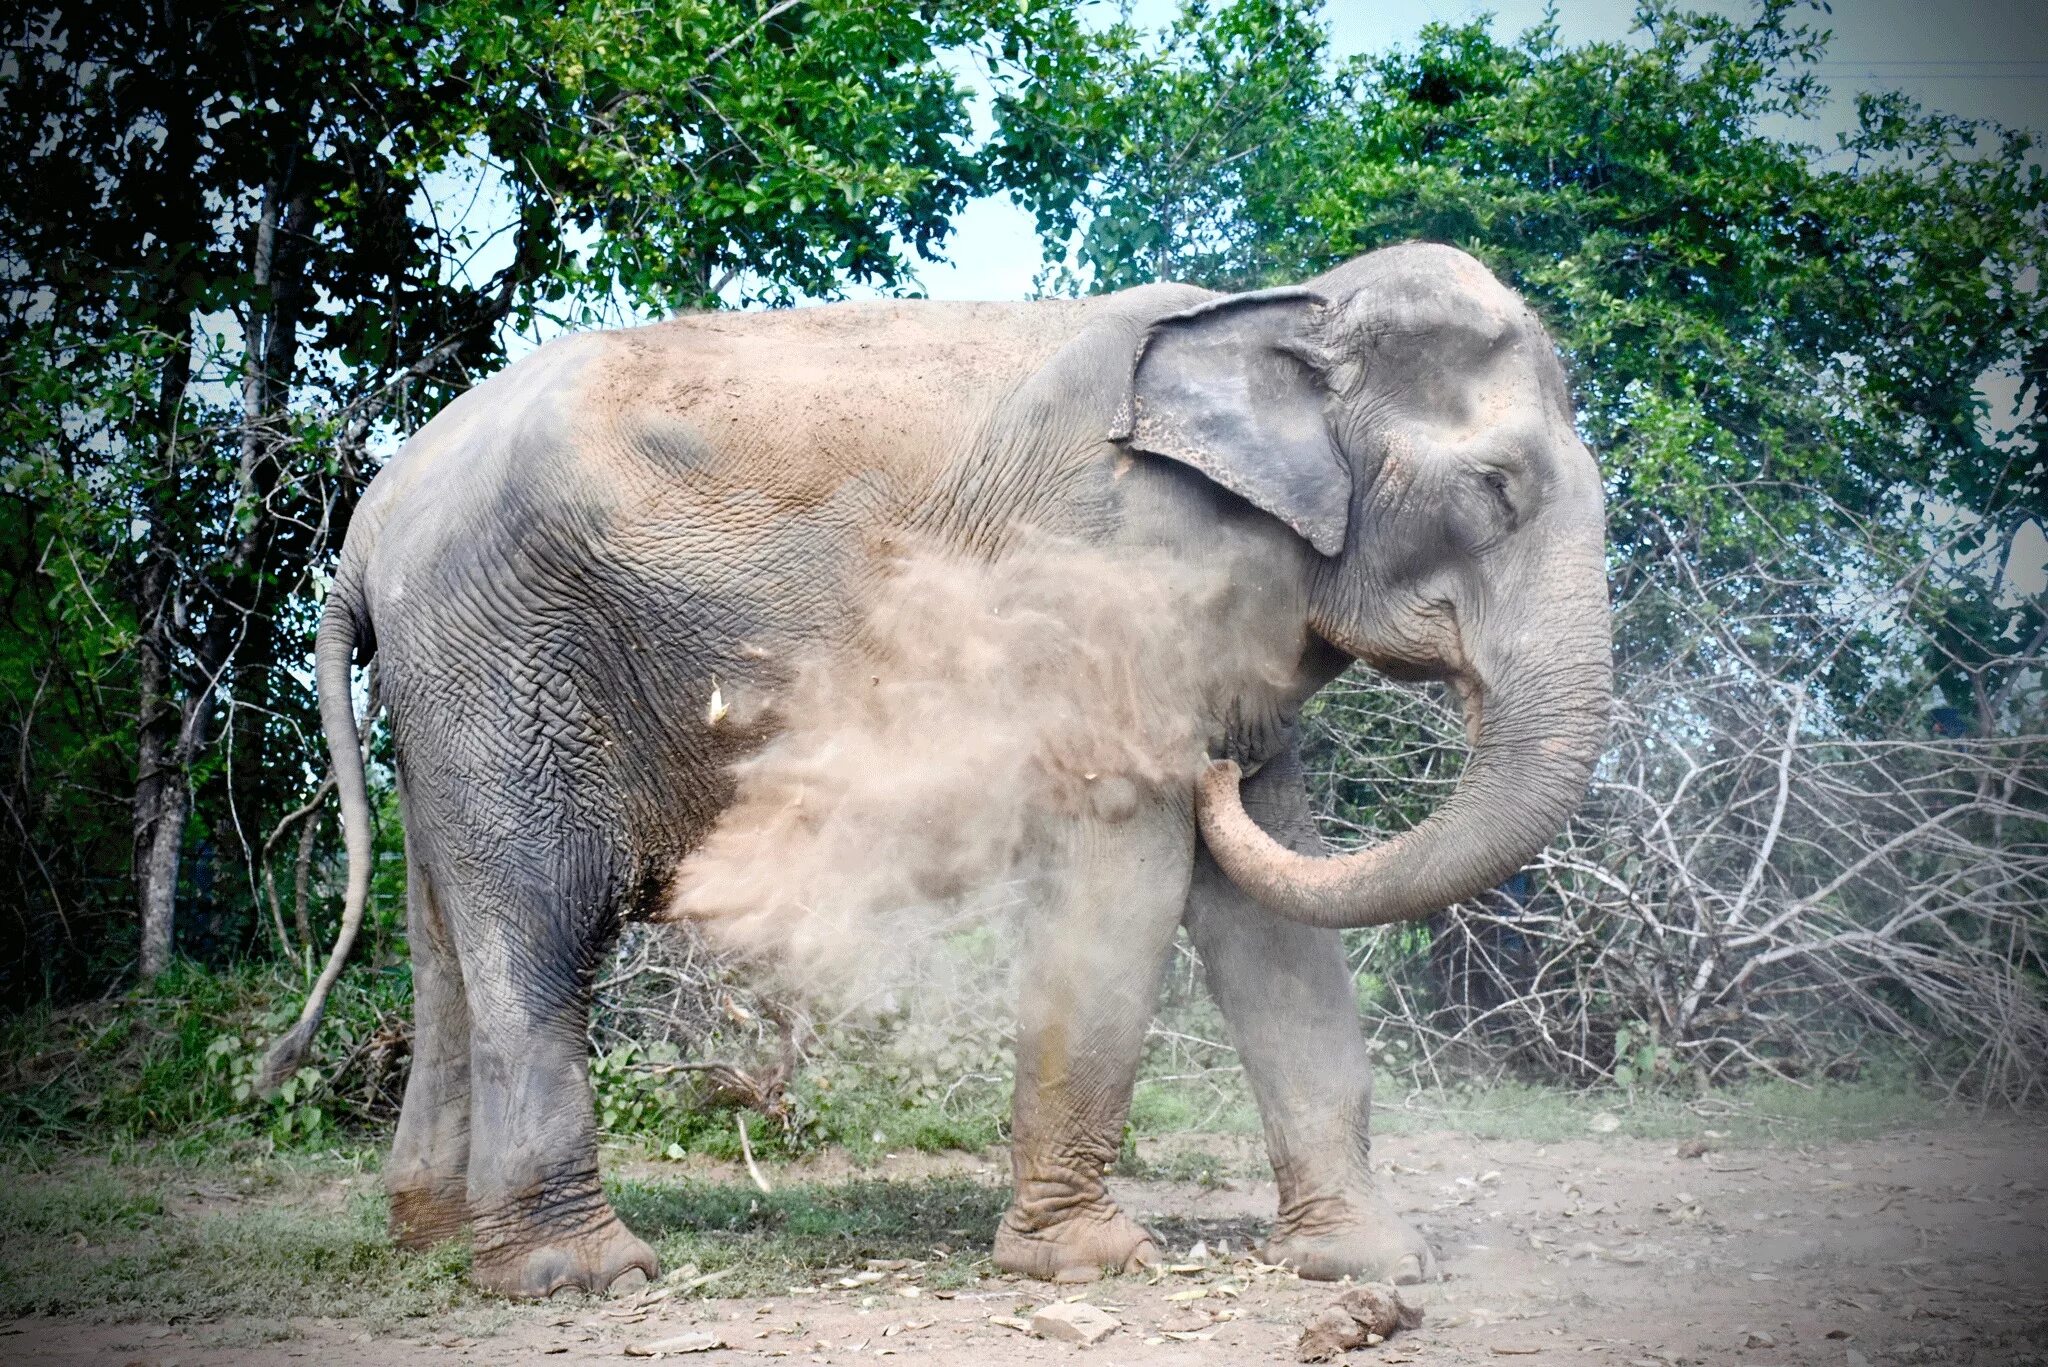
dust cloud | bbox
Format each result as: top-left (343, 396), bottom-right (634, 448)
top-left (663, 535), bottom-right (1296, 1013)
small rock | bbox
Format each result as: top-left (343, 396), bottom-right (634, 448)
top-left (1744, 1330), bottom-right (1777, 1349)
top-left (1846, 1351), bottom-right (1871, 1367)
top-left (1588, 1112), bottom-right (1623, 1134)
top-left (622, 1331), bottom-right (723, 1356)
top-left (1030, 1301), bottom-right (1120, 1346)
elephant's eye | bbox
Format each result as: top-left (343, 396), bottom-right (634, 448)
top-left (1480, 468), bottom-right (1520, 529)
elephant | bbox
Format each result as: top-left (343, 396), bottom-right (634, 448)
top-left (263, 241), bottom-right (1611, 1299)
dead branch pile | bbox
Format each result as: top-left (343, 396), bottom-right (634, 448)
top-left (1310, 520), bottom-right (2048, 1102)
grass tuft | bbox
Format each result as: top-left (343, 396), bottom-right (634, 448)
top-left (613, 1174), bottom-right (1007, 1296)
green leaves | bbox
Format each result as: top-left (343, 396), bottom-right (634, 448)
top-left (0, 0), bottom-right (1113, 994)
top-left (1020, 0), bottom-right (2043, 726)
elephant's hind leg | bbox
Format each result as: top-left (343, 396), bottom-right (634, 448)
top-left (448, 839), bottom-right (657, 1299)
top-left (387, 850), bottom-right (474, 1248)
top-left (995, 805), bottom-right (1192, 1282)
top-left (1182, 742), bottom-right (1433, 1284)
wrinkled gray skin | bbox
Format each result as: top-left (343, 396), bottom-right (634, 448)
top-left (266, 244), bottom-right (1611, 1299)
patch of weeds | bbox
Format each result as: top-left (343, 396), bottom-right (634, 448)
top-left (0, 1171), bottom-right (166, 1238)
top-left (609, 1044), bottom-right (1010, 1166)
top-left (0, 960), bottom-right (411, 1160)
top-left (1126, 1074), bottom-right (1259, 1138)
top-left (607, 1175), bottom-right (1007, 1296)
top-left (1114, 1143), bottom-right (1238, 1187)
top-left (1706, 1076), bottom-right (1941, 1143)
top-left (792, 1066), bottom-right (1007, 1162)
top-left (0, 1172), bottom-right (477, 1323)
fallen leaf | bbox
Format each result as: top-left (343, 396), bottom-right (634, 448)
top-left (672, 1268), bottom-right (737, 1295)
top-left (623, 1331), bottom-right (722, 1356)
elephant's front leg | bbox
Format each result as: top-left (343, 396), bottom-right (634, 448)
top-left (995, 801), bottom-right (1193, 1282)
top-left (1183, 741), bottom-right (1434, 1284)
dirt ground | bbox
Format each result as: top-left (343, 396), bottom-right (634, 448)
top-left (12, 1116), bottom-right (2046, 1366)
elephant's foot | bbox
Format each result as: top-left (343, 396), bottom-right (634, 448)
top-left (995, 1200), bottom-right (1159, 1282)
top-left (388, 1180), bottom-right (470, 1250)
top-left (471, 1210), bottom-right (658, 1300)
top-left (1262, 1191), bottom-right (1434, 1284)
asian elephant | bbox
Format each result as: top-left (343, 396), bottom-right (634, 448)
top-left (264, 242), bottom-right (1611, 1299)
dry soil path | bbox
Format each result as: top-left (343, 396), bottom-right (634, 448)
top-left (13, 1118), bottom-right (2046, 1365)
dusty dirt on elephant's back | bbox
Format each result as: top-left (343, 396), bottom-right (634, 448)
top-left (13, 1117), bottom-right (2048, 1365)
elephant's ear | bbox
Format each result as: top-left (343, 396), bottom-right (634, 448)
top-left (1111, 287), bottom-right (1349, 556)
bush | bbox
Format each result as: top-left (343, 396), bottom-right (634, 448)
top-left (1301, 512), bottom-right (2048, 1102)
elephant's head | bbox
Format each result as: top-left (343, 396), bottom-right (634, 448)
top-left (1115, 242), bottom-right (1611, 928)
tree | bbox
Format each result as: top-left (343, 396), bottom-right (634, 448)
top-left (0, 0), bottom-right (1101, 989)
top-left (1008, 0), bottom-right (2045, 728)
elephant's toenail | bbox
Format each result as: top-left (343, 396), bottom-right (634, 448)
top-left (607, 1267), bottom-right (649, 1296)
top-left (1052, 1264), bottom-right (1103, 1284)
top-left (1390, 1254), bottom-right (1424, 1285)
top-left (549, 1284), bottom-right (585, 1302)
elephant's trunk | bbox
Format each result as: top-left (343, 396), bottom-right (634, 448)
top-left (1199, 558), bottom-right (1611, 929)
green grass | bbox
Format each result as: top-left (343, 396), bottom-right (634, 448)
top-left (613, 1174), bottom-right (1006, 1296)
top-left (0, 1160), bottom-right (1008, 1326)
top-left (0, 1168), bottom-right (475, 1328)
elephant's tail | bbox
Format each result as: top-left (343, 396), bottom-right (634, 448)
top-left (258, 578), bottom-right (376, 1096)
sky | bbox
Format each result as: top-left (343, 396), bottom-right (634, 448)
top-left (897, 0), bottom-right (2048, 301)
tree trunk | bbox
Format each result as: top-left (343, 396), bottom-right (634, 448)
top-left (133, 313), bottom-right (193, 980)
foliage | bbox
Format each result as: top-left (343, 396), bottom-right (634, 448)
top-left (0, 960), bottom-right (412, 1158)
top-left (1010, 0), bottom-right (2045, 725)
top-left (0, 0), bottom-right (1111, 996)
